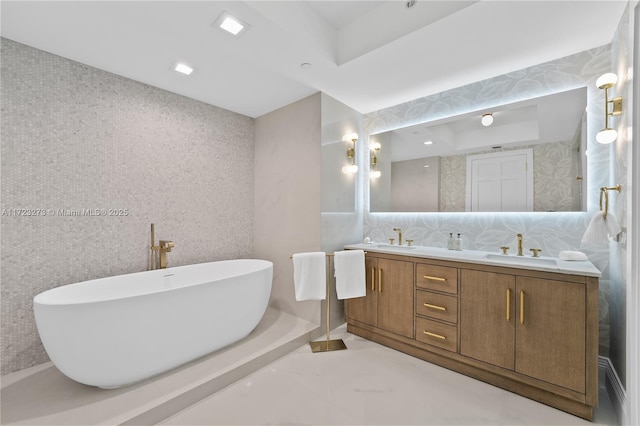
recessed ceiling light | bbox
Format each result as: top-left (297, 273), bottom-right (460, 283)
top-left (172, 62), bottom-right (194, 76)
top-left (424, 141), bottom-right (433, 145)
top-left (221, 17), bottom-right (243, 35)
top-left (300, 63), bottom-right (312, 70)
top-left (214, 12), bottom-right (250, 37)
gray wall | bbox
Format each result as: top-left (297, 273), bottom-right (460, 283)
top-left (1, 38), bottom-right (255, 375)
top-left (254, 93), bottom-right (323, 325)
top-left (320, 93), bottom-right (364, 331)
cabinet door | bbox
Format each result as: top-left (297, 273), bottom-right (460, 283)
top-left (345, 256), bottom-right (378, 327)
top-left (377, 258), bottom-right (414, 338)
top-left (460, 269), bottom-right (516, 370)
top-left (515, 277), bottom-right (586, 393)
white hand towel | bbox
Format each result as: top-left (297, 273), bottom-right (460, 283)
top-left (559, 251), bottom-right (588, 261)
top-left (292, 252), bottom-right (326, 301)
top-left (581, 211), bottom-right (609, 245)
top-left (334, 250), bottom-right (366, 300)
top-left (606, 213), bottom-right (621, 238)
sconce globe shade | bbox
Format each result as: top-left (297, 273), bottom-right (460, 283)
top-left (342, 133), bottom-right (359, 143)
top-left (596, 128), bottom-right (617, 144)
top-left (481, 113), bottom-right (494, 127)
top-left (596, 73), bottom-right (618, 89)
top-left (342, 164), bottom-right (358, 174)
top-left (370, 170), bottom-right (382, 179)
top-left (370, 142), bottom-right (381, 150)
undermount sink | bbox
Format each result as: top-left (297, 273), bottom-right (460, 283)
top-left (485, 253), bottom-right (557, 268)
top-left (375, 243), bottom-right (418, 250)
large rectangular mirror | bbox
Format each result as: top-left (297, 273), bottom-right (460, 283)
top-left (369, 87), bottom-right (588, 213)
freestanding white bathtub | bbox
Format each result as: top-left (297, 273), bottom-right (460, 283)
top-left (33, 259), bottom-right (273, 388)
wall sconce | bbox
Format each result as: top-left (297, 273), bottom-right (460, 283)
top-left (596, 73), bottom-right (623, 144)
top-left (481, 113), bottom-right (494, 127)
top-left (370, 142), bottom-right (381, 179)
top-left (341, 133), bottom-right (358, 174)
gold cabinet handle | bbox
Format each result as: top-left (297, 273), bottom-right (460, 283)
top-left (423, 303), bottom-right (447, 311)
top-left (506, 288), bottom-right (511, 322)
top-left (520, 290), bottom-right (525, 325)
top-left (423, 331), bottom-right (446, 340)
top-left (378, 268), bottom-right (382, 293)
top-left (423, 275), bottom-right (446, 282)
top-left (371, 267), bottom-right (375, 292)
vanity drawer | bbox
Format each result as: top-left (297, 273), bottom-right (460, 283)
top-left (415, 317), bottom-right (458, 353)
top-left (416, 264), bottom-right (458, 294)
top-left (416, 290), bottom-right (458, 324)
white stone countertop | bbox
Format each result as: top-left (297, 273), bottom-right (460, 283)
top-left (344, 243), bottom-right (601, 278)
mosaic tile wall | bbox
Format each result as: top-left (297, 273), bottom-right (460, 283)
top-left (1, 38), bottom-right (255, 375)
top-left (361, 45), bottom-right (614, 353)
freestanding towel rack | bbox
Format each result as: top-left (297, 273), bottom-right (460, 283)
top-left (290, 253), bottom-right (350, 353)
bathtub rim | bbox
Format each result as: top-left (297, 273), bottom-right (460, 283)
top-left (33, 258), bottom-right (273, 306)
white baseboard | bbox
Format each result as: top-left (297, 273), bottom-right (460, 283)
top-left (599, 356), bottom-right (627, 424)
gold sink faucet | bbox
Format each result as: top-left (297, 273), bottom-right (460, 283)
top-left (393, 227), bottom-right (403, 246)
top-left (150, 224), bottom-right (175, 269)
top-left (517, 233), bottom-right (523, 256)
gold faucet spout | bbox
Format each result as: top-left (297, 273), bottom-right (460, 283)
top-left (517, 233), bottom-right (523, 256)
top-left (393, 228), bottom-right (403, 246)
top-left (159, 240), bottom-right (175, 269)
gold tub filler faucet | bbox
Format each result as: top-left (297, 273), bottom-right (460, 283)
top-left (150, 223), bottom-right (175, 269)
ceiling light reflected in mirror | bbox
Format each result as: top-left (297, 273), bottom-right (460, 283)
top-left (481, 113), bottom-right (494, 126)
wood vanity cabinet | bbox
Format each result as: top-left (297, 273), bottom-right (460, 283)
top-left (345, 250), bottom-right (599, 420)
top-left (345, 254), bottom-right (413, 338)
top-left (460, 271), bottom-right (587, 393)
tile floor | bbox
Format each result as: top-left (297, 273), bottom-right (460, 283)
top-left (161, 325), bottom-right (618, 426)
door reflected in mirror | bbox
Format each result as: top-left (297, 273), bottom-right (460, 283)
top-left (369, 87), bottom-right (588, 213)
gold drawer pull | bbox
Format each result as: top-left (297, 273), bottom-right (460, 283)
top-left (520, 290), bottom-right (525, 325)
top-left (423, 303), bottom-right (447, 311)
top-left (371, 268), bottom-right (375, 292)
top-left (423, 275), bottom-right (446, 282)
top-left (423, 331), bottom-right (446, 340)
top-left (506, 288), bottom-right (511, 322)
top-left (379, 268), bottom-right (382, 293)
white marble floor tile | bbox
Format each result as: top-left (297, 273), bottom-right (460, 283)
top-left (162, 325), bottom-right (618, 426)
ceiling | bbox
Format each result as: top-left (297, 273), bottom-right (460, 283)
top-left (0, 1), bottom-right (628, 118)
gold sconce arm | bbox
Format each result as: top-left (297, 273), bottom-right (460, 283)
top-left (370, 142), bottom-right (381, 179)
top-left (341, 133), bottom-right (359, 174)
top-left (596, 73), bottom-right (623, 144)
